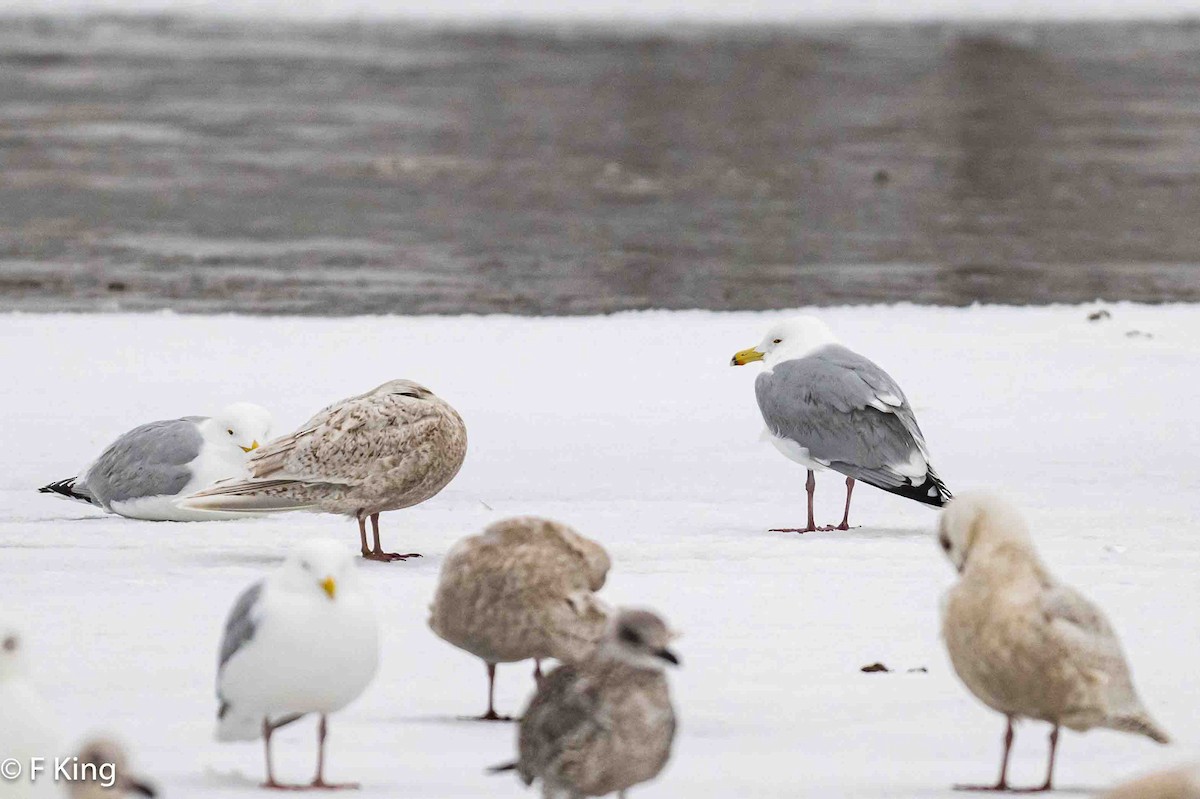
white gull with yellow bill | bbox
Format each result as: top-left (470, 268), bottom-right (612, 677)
top-left (731, 316), bottom-right (950, 532)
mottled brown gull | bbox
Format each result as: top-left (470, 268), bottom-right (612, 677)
top-left (730, 316), bottom-right (950, 532)
top-left (183, 379), bottom-right (467, 561)
top-left (430, 516), bottom-right (610, 720)
top-left (1101, 765), bottom-right (1200, 799)
top-left (67, 738), bottom-right (156, 798)
top-left (938, 492), bottom-right (1169, 792)
top-left (492, 607), bottom-right (679, 799)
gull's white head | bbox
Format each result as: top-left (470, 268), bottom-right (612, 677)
top-left (600, 608), bottom-right (681, 672)
top-left (730, 316), bottom-right (839, 369)
top-left (0, 621), bottom-right (27, 681)
top-left (206, 402), bottom-right (273, 454)
top-left (937, 491), bottom-right (1034, 574)
top-left (275, 540), bottom-right (361, 602)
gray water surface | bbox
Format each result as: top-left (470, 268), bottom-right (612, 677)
top-left (2, 17), bottom-right (1200, 314)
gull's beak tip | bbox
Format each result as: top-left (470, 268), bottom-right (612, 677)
top-left (730, 348), bottom-right (764, 367)
top-left (241, 440), bottom-right (260, 453)
top-left (320, 576), bottom-right (337, 600)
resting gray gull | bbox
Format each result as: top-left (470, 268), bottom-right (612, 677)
top-left (731, 316), bottom-right (950, 532)
top-left (492, 607), bottom-right (679, 799)
top-left (38, 403), bottom-right (272, 521)
top-left (183, 379), bottom-right (467, 562)
top-left (939, 492), bottom-right (1169, 792)
top-left (429, 517), bottom-right (611, 720)
top-left (215, 539), bottom-right (379, 790)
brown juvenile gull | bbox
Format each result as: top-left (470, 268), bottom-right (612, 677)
top-left (938, 492), bottom-right (1170, 792)
top-left (183, 379), bottom-right (467, 562)
top-left (1101, 765), bottom-right (1200, 799)
top-left (429, 517), bottom-right (611, 721)
top-left (491, 607), bottom-right (679, 799)
top-left (730, 316), bottom-right (950, 532)
top-left (67, 738), bottom-right (156, 798)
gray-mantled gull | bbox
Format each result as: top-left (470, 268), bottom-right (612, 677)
top-left (1101, 765), bottom-right (1200, 799)
top-left (731, 316), bottom-right (950, 532)
top-left (182, 379), bottom-right (467, 562)
top-left (215, 540), bottom-right (379, 790)
top-left (0, 620), bottom-right (65, 799)
top-left (492, 607), bottom-right (679, 799)
top-left (429, 517), bottom-right (611, 721)
top-left (38, 403), bottom-right (273, 521)
top-left (938, 492), bottom-right (1170, 792)
top-left (67, 738), bottom-right (156, 798)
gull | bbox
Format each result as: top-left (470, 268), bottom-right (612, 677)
top-left (731, 316), bottom-right (950, 532)
top-left (492, 608), bottom-right (679, 799)
top-left (215, 540), bottom-right (379, 790)
top-left (67, 738), bottom-right (156, 798)
top-left (183, 380), bottom-right (467, 562)
top-left (1101, 765), bottom-right (1200, 799)
top-left (0, 621), bottom-right (64, 799)
top-left (38, 403), bottom-right (272, 521)
top-left (938, 492), bottom-right (1169, 792)
top-left (429, 517), bottom-right (611, 720)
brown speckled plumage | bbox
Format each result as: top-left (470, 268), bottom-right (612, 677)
top-left (430, 518), bottom-right (610, 718)
top-left (938, 493), bottom-right (1169, 790)
top-left (512, 608), bottom-right (679, 799)
top-left (1102, 766), bottom-right (1200, 799)
top-left (184, 380), bottom-right (466, 559)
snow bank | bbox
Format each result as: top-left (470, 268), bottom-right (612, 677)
top-left (1, 305), bottom-right (1196, 797)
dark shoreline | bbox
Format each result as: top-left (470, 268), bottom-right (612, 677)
top-left (2, 17), bottom-right (1200, 315)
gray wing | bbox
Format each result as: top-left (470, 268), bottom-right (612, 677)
top-left (517, 665), bottom-right (602, 786)
top-left (756, 345), bottom-right (949, 504)
top-left (82, 418), bottom-right (205, 508)
top-left (218, 581), bottom-right (264, 673)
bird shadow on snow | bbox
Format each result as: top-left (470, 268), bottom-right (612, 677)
top-left (371, 712), bottom-right (517, 726)
top-left (757, 526), bottom-right (931, 541)
top-left (188, 551), bottom-right (288, 568)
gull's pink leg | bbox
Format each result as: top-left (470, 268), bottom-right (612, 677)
top-left (820, 477), bottom-right (856, 531)
top-left (954, 716), bottom-right (1014, 792)
top-left (361, 512), bottom-right (421, 562)
top-left (474, 662), bottom-right (513, 722)
top-left (308, 714), bottom-right (359, 790)
top-left (771, 469), bottom-right (819, 533)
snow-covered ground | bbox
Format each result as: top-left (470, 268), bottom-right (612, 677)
top-left (2, 305), bottom-right (1197, 798)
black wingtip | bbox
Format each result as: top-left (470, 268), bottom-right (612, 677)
top-left (38, 478), bottom-right (94, 504)
top-left (487, 762), bottom-right (518, 775)
top-left (881, 472), bottom-right (952, 508)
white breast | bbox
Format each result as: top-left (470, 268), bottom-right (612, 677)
top-left (763, 429), bottom-right (829, 471)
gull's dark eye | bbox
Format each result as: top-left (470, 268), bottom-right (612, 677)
top-left (939, 534), bottom-right (951, 552)
top-left (227, 429), bottom-right (234, 435)
top-left (618, 626), bottom-right (643, 646)
top-left (773, 338), bottom-right (782, 344)
top-left (2, 635), bottom-right (17, 652)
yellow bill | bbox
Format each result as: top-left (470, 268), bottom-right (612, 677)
top-left (240, 440), bottom-right (260, 453)
top-left (730, 348), bottom-right (764, 366)
top-left (320, 576), bottom-right (337, 600)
